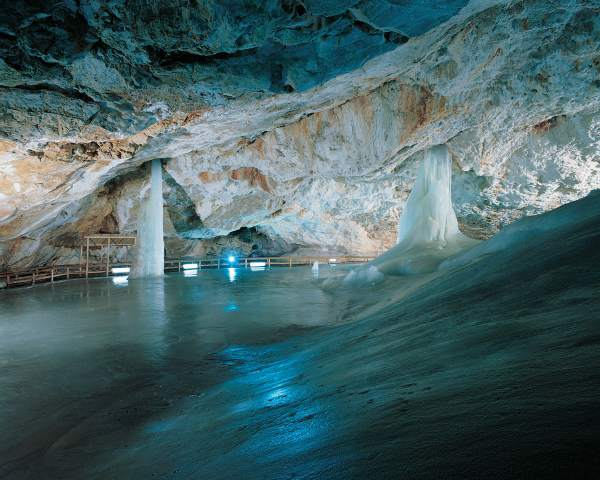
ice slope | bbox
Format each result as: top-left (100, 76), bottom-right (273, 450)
top-left (54, 191), bottom-right (600, 479)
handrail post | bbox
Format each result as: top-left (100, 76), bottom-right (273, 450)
top-left (217, 258), bottom-right (220, 269)
top-left (85, 237), bottom-right (90, 278)
top-left (267, 258), bottom-right (271, 268)
top-left (289, 258), bottom-right (292, 267)
top-left (66, 267), bottom-right (70, 279)
top-left (106, 238), bottom-right (111, 276)
top-left (244, 258), bottom-right (248, 268)
top-left (51, 268), bottom-right (54, 283)
top-left (178, 260), bottom-right (181, 272)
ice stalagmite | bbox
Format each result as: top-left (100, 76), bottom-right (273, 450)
top-left (132, 159), bottom-right (165, 278)
top-left (372, 144), bottom-right (477, 275)
top-left (342, 144), bottom-right (477, 284)
top-left (396, 144), bottom-right (461, 247)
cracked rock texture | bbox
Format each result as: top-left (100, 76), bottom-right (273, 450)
top-left (0, 0), bottom-right (599, 269)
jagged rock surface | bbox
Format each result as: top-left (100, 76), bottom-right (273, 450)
top-left (1, 0), bottom-right (599, 268)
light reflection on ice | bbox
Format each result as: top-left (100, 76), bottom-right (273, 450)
top-left (228, 267), bottom-right (237, 283)
top-left (112, 276), bottom-right (128, 286)
top-left (221, 346), bottom-right (333, 457)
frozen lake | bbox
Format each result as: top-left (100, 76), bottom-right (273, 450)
top-left (0, 266), bottom-right (379, 479)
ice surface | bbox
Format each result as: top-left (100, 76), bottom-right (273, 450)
top-left (131, 159), bottom-right (164, 278)
top-left (1, 192), bottom-right (599, 479)
top-left (342, 264), bottom-right (384, 286)
top-left (442, 189), bottom-right (600, 270)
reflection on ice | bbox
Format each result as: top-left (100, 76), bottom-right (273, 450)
top-left (220, 345), bottom-right (333, 458)
top-left (228, 267), bottom-right (237, 283)
top-left (112, 275), bottom-right (128, 286)
top-left (225, 302), bottom-right (239, 312)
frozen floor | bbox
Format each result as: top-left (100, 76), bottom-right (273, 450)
top-left (1, 194), bottom-right (600, 479)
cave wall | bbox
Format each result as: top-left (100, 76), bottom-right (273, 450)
top-left (0, 0), bottom-right (599, 269)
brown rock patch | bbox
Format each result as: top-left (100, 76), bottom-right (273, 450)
top-left (532, 115), bottom-right (564, 134)
top-left (229, 167), bottom-right (273, 193)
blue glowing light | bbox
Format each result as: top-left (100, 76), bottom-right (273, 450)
top-left (228, 255), bottom-right (235, 263)
top-left (225, 302), bottom-right (239, 311)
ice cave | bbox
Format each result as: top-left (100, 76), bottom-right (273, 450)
top-left (1, 1), bottom-right (599, 479)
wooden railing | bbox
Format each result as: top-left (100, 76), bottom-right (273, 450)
top-left (1, 264), bottom-right (86, 288)
top-left (1, 255), bottom-right (375, 289)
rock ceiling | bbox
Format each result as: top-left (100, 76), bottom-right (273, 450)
top-left (1, 0), bottom-right (599, 267)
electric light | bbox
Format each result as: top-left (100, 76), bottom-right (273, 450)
top-left (111, 266), bottom-right (130, 274)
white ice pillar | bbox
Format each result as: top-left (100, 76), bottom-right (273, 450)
top-left (396, 144), bottom-right (460, 248)
top-left (132, 159), bottom-right (164, 278)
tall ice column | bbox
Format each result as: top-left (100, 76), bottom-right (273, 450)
top-left (132, 159), bottom-right (164, 278)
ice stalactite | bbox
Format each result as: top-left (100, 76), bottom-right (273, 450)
top-left (132, 159), bottom-right (165, 278)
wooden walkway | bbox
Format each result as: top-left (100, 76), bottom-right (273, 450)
top-left (1, 255), bottom-right (374, 289)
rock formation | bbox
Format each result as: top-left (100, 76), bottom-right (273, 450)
top-left (1, 0), bottom-right (599, 269)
